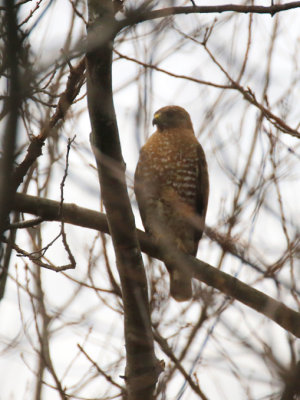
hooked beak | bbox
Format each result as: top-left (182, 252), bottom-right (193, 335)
top-left (152, 112), bottom-right (160, 126)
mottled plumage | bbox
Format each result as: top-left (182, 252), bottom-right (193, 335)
top-left (134, 106), bottom-right (209, 301)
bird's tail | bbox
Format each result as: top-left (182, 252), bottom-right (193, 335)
top-left (167, 266), bottom-right (192, 302)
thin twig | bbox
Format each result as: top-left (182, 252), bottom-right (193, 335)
top-left (59, 136), bottom-right (77, 269)
top-left (77, 344), bottom-right (125, 392)
top-left (8, 217), bottom-right (43, 230)
top-left (1, 237), bottom-right (74, 271)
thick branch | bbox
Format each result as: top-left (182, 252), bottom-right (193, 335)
top-left (119, 2), bottom-right (300, 29)
top-left (86, 1), bottom-right (158, 398)
top-left (11, 192), bottom-right (300, 338)
top-left (281, 361), bottom-right (300, 400)
top-left (0, 1), bottom-right (21, 236)
top-left (190, 256), bottom-right (300, 338)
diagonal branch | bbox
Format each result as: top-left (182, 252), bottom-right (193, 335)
top-left (114, 49), bottom-right (300, 140)
top-left (12, 58), bottom-right (86, 192)
top-left (10, 192), bottom-right (300, 338)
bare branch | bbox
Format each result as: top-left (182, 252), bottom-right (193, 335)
top-left (118, 2), bottom-right (300, 29)
top-left (115, 49), bottom-right (300, 139)
top-left (0, 0), bottom-right (22, 236)
top-left (154, 328), bottom-right (209, 400)
top-left (59, 137), bottom-right (77, 269)
top-left (86, 1), bottom-right (159, 398)
top-left (1, 236), bottom-right (74, 272)
top-left (114, 49), bottom-right (231, 90)
top-left (8, 217), bottom-right (43, 229)
top-left (78, 344), bottom-right (125, 393)
top-left (12, 58), bottom-right (86, 191)
top-left (10, 192), bottom-right (300, 338)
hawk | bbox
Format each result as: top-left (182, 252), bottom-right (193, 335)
top-left (134, 106), bottom-right (209, 301)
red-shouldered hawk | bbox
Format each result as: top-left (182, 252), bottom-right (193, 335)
top-left (134, 106), bottom-right (209, 301)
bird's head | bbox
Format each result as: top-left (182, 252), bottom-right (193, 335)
top-left (152, 106), bottom-right (193, 131)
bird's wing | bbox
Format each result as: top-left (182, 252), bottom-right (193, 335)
top-left (195, 143), bottom-right (209, 242)
top-left (134, 147), bottom-right (156, 233)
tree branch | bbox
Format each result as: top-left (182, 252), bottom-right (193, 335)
top-left (86, 1), bottom-right (158, 398)
top-left (114, 49), bottom-right (300, 140)
top-left (119, 2), bottom-right (300, 29)
top-left (12, 57), bottom-right (86, 192)
top-left (0, 0), bottom-right (21, 236)
top-left (11, 192), bottom-right (300, 338)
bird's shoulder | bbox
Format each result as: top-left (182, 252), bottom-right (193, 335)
top-left (142, 128), bottom-right (199, 154)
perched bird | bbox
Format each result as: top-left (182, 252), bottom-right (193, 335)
top-left (134, 106), bottom-right (209, 301)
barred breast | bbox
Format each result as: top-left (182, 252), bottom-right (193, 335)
top-left (141, 129), bottom-right (199, 208)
